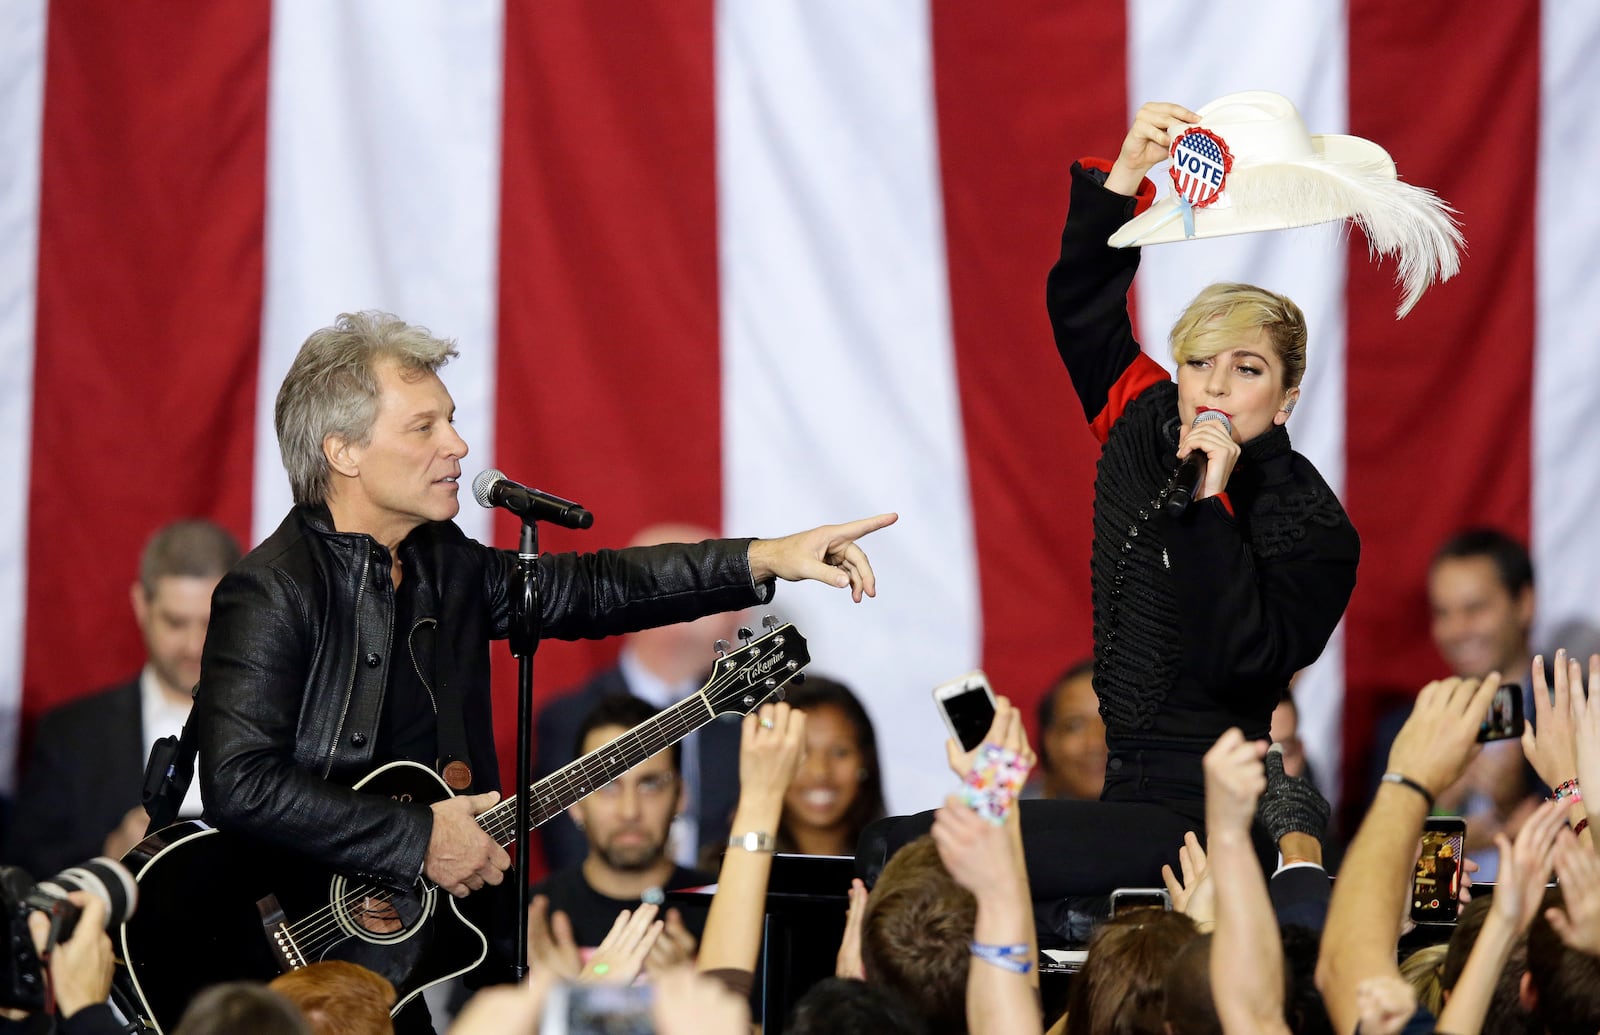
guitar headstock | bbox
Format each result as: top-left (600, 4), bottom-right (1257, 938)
top-left (700, 618), bottom-right (810, 718)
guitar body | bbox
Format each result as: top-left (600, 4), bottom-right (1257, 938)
top-left (119, 763), bottom-right (486, 1033)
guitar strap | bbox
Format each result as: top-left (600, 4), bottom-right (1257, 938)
top-left (411, 604), bottom-right (476, 793)
top-left (141, 684), bottom-right (201, 833)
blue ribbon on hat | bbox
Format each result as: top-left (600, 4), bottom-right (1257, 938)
top-left (1121, 198), bottom-right (1199, 247)
top-left (1123, 206), bottom-right (1178, 246)
top-left (1178, 195), bottom-right (1197, 239)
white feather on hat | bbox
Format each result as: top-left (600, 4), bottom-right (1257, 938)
top-left (1108, 91), bottom-right (1464, 318)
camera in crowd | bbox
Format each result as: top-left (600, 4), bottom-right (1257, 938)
top-left (0, 856), bottom-right (137, 1011)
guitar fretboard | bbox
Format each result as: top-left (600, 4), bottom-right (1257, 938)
top-left (476, 692), bottom-right (715, 848)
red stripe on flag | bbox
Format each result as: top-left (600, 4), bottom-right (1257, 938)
top-left (24, 1), bottom-right (267, 722)
top-left (931, 1), bottom-right (1128, 721)
top-left (1341, 1), bottom-right (1539, 815)
top-left (494, 2), bottom-right (720, 794)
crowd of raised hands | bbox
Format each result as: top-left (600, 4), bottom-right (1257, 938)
top-left (417, 653), bottom-right (1600, 1034)
top-left (428, 692), bottom-right (1039, 1033)
top-left (451, 652), bottom-right (1600, 1034)
top-left (450, 701), bottom-right (814, 1034)
top-left (445, 650), bottom-right (1600, 1035)
top-left (1020, 650), bottom-right (1600, 1035)
top-left (456, 694), bottom-right (1052, 1035)
top-left (1313, 652), bottom-right (1600, 1035)
top-left (41, 659), bottom-right (1600, 1033)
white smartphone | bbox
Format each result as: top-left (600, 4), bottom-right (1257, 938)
top-left (933, 670), bottom-right (998, 752)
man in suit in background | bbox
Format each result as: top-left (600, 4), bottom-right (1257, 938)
top-left (535, 523), bottom-right (746, 872)
top-left (4, 519), bottom-right (241, 877)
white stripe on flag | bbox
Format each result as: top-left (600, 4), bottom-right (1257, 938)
top-left (1534, 0), bottom-right (1600, 656)
top-left (1127, 0), bottom-right (1351, 800)
top-left (718, 0), bottom-right (977, 815)
top-left (254, 0), bottom-right (505, 545)
top-left (0, 0), bottom-right (48, 791)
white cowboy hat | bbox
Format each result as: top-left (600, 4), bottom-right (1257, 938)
top-left (1109, 90), bottom-right (1463, 316)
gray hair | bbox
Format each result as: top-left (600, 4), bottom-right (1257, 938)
top-left (274, 311), bottom-right (458, 505)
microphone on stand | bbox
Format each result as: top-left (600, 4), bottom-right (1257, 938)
top-left (1163, 409), bottom-right (1234, 518)
top-left (472, 469), bottom-right (594, 529)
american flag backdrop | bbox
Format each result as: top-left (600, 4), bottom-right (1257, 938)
top-left (4, 0), bottom-right (1600, 835)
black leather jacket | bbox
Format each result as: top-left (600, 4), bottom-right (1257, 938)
top-left (196, 504), bottom-right (769, 888)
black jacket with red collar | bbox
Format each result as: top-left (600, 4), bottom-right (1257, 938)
top-left (1047, 159), bottom-right (1360, 754)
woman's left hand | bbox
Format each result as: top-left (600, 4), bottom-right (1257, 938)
top-left (1178, 414), bottom-right (1241, 500)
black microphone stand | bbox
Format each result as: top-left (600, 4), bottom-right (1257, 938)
top-left (509, 518), bottom-right (541, 981)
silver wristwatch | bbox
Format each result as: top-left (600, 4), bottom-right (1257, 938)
top-left (727, 830), bottom-right (777, 853)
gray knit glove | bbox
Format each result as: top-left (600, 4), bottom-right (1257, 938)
top-left (1257, 744), bottom-right (1330, 844)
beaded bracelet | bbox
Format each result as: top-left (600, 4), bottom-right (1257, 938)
top-left (1552, 778), bottom-right (1583, 805)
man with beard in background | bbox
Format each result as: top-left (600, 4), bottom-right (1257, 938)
top-left (527, 695), bottom-right (710, 972)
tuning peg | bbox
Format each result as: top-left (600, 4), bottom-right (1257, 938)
top-left (773, 687), bottom-right (788, 702)
top-left (761, 614), bottom-right (779, 632)
top-left (713, 639), bottom-right (731, 658)
top-left (736, 627), bottom-right (754, 642)
top-left (791, 672), bottom-right (806, 686)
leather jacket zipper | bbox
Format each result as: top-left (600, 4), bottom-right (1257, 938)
top-left (325, 548), bottom-right (374, 778)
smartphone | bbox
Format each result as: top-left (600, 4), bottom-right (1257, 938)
top-left (1478, 683), bottom-right (1525, 743)
top-left (933, 671), bottom-right (998, 752)
top-left (1410, 817), bottom-right (1467, 925)
top-left (1110, 887), bottom-right (1171, 917)
top-left (540, 982), bottom-right (654, 1035)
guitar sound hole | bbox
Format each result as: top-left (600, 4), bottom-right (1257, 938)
top-left (355, 895), bottom-right (404, 935)
top-left (330, 877), bottom-right (430, 945)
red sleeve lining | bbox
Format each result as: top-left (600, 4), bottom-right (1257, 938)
top-left (1078, 156), bottom-right (1159, 215)
top-left (1089, 352), bottom-right (1169, 443)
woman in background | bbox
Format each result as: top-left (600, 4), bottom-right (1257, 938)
top-left (776, 677), bottom-right (887, 857)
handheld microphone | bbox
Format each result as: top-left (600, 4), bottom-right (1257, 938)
top-left (471, 469), bottom-right (594, 529)
top-left (1162, 410), bottom-right (1233, 518)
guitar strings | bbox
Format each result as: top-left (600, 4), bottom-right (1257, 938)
top-left (479, 694), bottom-right (709, 843)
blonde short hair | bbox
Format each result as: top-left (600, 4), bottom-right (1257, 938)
top-left (1401, 944), bottom-right (1448, 1017)
top-left (1169, 282), bottom-right (1308, 391)
top-left (274, 311), bottom-right (458, 506)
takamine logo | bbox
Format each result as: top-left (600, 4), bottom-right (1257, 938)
top-left (742, 650), bottom-right (787, 685)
